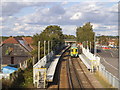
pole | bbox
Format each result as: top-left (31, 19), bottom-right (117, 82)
top-left (119, 2), bottom-right (120, 89)
top-left (82, 42), bottom-right (84, 48)
top-left (48, 41), bottom-right (50, 54)
top-left (90, 42), bottom-right (91, 52)
top-left (51, 41), bottom-right (52, 51)
top-left (44, 41), bottom-right (46, 56)
top-left (87, 41), bottom-right (88, 50)
top-left (38, 41), bottom-right (40, 60)
top-left (94, 33), bottom-right (96, 56)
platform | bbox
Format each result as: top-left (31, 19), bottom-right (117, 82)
top-left (79, 54), bottom-right (92, 70)
top-left (47, 47), bottom-right (70, 82)
top-left (47, 56), bottom-right (60, 82)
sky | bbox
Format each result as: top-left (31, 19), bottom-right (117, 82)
top-left (0, 0), bottom-right (119, 36)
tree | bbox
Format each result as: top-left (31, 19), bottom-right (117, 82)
top-left (98, 35), bottom-right (109, 45)
top-left (63, 34), bottom-right (76, 39)
top-left (76, 22), bottom-right (94, 48)
top-left (32, 25), bottom-right (64, 58)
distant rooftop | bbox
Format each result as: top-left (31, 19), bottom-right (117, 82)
top-left (3, 37), bottom-right (18, 44)
top-left (2, 37), bottom-right (33, 52)
top-left (22, 37), bottom-right (33, 44)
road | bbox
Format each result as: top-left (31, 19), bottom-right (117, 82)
top-left (96, 47), bottom-right (119, 78)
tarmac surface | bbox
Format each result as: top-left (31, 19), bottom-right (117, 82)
top-left (96, 47), bottom-right (119, 78)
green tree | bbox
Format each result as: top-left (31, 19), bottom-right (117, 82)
top-left (63, 34), bottom-right (76, 39)
top-left (32, 25), bottom-right (64, 59)
top-left (76, 22), bottom-right (94, 48)
top-left (98, 35), bottom-right (109, 46)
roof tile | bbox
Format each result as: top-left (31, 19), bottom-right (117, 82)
top-left (3, 37), bottom-right (18, 44)
top-left (22, 37), bottom-right (33, 44)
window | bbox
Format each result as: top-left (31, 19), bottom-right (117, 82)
top-left (11, 57), bottom-right (14, 64)
top-left (71, 49), bottom-right (73, 52)
top-left (76, 49), bottom-right (78, 52)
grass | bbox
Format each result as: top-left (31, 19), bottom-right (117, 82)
top-left (94, 71), bottom-right (113, 88)
top-left (20, 67), bottom-right (34, 88)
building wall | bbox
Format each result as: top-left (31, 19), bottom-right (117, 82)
top-left (2, 43), bottom-right (32, 66)
top-left (2, 56), bottom-right (30, 65)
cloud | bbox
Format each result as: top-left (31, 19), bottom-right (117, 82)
top-left (1, 2), bottom-right (51, 16)
top-left (0, 17), bottom-right (4, 21)
top-left (1, 2), bottom-right (24, 16)
top-left (0, 25), bottom-right (5, 29)
top-left (1, 2), bottom-right (118, 36)
top-left (61, 25), bottom-right (77, 35)
top-left (62, 1), bottom-right (68, 5)
top-left (70, 12), bottom-right (82, 20)
top-left (49, 5), bottom-right (65, 15)
top-left (97, 30), bottom-right (118, 36)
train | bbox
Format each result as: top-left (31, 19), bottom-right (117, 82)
top-left (70, 44), bottom-right (79, 57)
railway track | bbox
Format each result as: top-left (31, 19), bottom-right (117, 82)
top-left (71, 57), bottom-right (94, 89)
top-left (50, 49), bottom-right (95, 89)
top-left (59, 51), bottom-right (69, 88)
top-left (67, 57), bottom-right (83, 89)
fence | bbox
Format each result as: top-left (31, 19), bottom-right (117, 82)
top-left (80, 45), bottom-right (120, 88)
top-left (99, 63), bottom-right (120, 88)
top-left (33, 51), bottom-right (54, 69)
top-left (33, 51), bottom-right (54, 87)
top-left (80, 45), bottom-right (100, 70)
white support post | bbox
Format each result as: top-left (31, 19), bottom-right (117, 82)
top-left (38, 41), bottom-right (40, 60)
top-left (90, 42), bottom-right (91, 52)
top-left (20, 63), bottom-right (21, 68)
top-left (87, 41), bottom-right (88, 50)
top-left (48, 41), bottom-right (50, 54)
top-left (33, 57), bottom-right (35, 65)
top-left (44, 41), bottom-right (46, 56)
top-left (51, 41), bottom-right (52, 51)
top-left (26, 60), bottom-right (27, 68)
top-left (94, 33), bottom-right (96, 56)
top-left (44, 68), bottom-right (46, 88)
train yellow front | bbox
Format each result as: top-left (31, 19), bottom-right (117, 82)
top-left (70, 47), bottom-right (78, 57)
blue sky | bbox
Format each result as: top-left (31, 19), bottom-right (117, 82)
top-left (0, 1), bottom-right (119, 36)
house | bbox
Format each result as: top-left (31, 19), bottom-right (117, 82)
top-left (1, 37), bottom-right (33, 69)
top-left (108, 38), bottom-right (118, 47)
top-left (22, 37), bottom-right (34, 49)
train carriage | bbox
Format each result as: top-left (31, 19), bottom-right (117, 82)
top-left (70, 46), bottom-right (79, 57)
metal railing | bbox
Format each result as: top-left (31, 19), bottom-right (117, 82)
top-left (80, 45), bottom-right (120, 88)
top-left (99, 63), bottom-right (120, 88)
